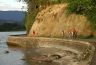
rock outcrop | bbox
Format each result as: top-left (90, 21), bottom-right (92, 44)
top-left (28, 4), bottom-right (96, 38)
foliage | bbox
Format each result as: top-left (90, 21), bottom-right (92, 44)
top-left (0, 23), bottom-right (25, 31)
top-left (66, 0), bottom-right (96, 29)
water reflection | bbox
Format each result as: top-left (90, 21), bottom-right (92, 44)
top-left (25, 47), bottom-right (79, 65)
top-left (0, 32), bottom-right (94, 65)
top-left (25, 38), bottom-right (95, 65)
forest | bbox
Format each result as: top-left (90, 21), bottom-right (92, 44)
top-left (0, 23), bottom-right (25, 31)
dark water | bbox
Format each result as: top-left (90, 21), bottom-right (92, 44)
top-left (0, 31), bottom-right (27, 65)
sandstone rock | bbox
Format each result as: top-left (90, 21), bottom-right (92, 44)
top-left (28, 4), bottom-right (95, 38)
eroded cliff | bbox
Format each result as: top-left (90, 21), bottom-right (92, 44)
top-left (28, 4), bottom-right (96, 38)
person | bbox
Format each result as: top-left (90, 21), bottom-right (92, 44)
top-left (68, 28), bottom-right (77, 39)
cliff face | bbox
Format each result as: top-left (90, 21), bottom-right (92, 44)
top-left (28, 4), bottom-right (96, 38)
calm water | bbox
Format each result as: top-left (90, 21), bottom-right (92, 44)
top-left (0, 31), bottom-right (93, 65)
top-left (0, 31), bottom-right (61, 65)
top-left (0, 31), bottom-right (28, 65)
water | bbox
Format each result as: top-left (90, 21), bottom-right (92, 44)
top-left (0, 31), bottom-right (27, 65)
top-left (0, 31), bottom-right (94, 65)
top-left (0, 31), bottom-right (63, 65)
top-left (26, 47), bottom-right (79, 65)
top-left (25, 37), bottom-right (95, 65)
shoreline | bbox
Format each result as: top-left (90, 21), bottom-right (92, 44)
top-left (7, 35), bottom-right (96, 65)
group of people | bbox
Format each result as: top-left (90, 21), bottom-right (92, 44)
top-left (62, 28), bottom-right (77, 39)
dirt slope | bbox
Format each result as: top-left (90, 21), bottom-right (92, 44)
top-left (28, 4), bottom-right (96, 38)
